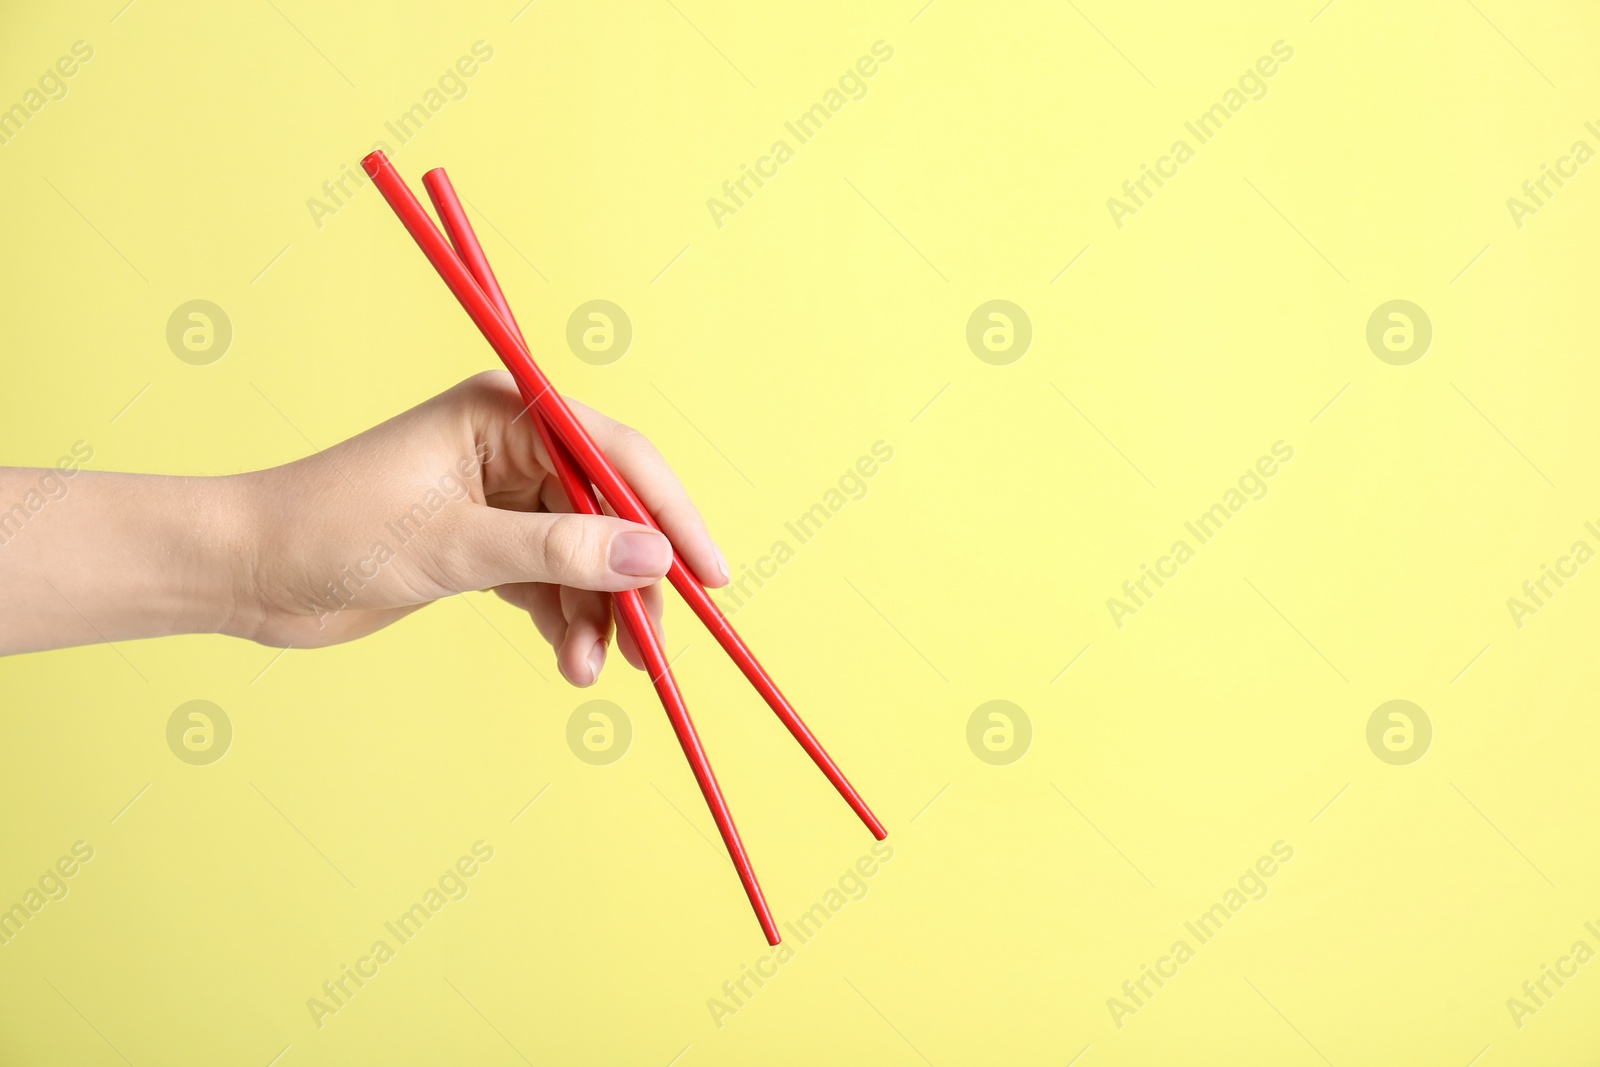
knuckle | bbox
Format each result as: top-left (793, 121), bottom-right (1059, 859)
top-left (611, 421), bottom-right (657, 456)
top-left (540, 514), bottom-right (604, 577)
top-left (455, 369), bottom-right (518, 411)
top-left (466, 368), bottom-right (514, 393)
top-left (656, 498), bottom-right (702, 536)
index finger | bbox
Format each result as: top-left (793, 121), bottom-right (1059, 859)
top-left (561, 397), bottom-right (730, 589)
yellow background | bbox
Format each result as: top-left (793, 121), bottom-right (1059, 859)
top-left (3, 0), bottom-right (1599, 1063)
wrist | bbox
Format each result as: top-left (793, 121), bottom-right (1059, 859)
top-left (130, 471), bottom-right (264, 642)
top-left (208, 472), bottom-right (267, 642)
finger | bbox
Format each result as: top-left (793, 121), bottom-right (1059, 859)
top-left (566, 398), bottom-right (729, 588)
top-left (556, 585), bottom-right (613, 686)
top-left (615, 582), bottom-right (664, 672)
top-left (447, 508), bottom-right (671, 593)
top-left (454, 372), bottom-right (724, 587)
top-left (494, 582), bottom-right (567, 650)
top-left (450, 371), bottom-right (548, 498)
top-left (533, 442), bottom-right (622, 685)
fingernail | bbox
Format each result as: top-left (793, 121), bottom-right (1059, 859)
top-left (609, 530), bottom-right (670, 576)
top-left (587, 641), bottom-right (606, 683)
top-left (712, 543), bottom-right (729, 582)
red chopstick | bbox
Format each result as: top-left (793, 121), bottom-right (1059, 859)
top-left (362, 150), bottom-right (888, 939)
top-left (364, 151), bottom-right (883, 839)
top-left (419, 167), bottom-right (779, 945)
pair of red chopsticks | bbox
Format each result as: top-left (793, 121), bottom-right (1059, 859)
top-left (361, 151), bottom-right (885, 944)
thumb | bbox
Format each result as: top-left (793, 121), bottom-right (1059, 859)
top-left (445, 508), bottom-right (673, 592)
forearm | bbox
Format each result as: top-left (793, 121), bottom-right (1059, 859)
top-left (0, 468), bottom-right (253, 654)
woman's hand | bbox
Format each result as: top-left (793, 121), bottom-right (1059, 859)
top-left (0, 372), bottom-right (728, 686)
top-left (238, 371), bottom-right (728, 683)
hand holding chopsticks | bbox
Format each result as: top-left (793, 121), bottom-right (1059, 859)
top-left (363, 151), bottom-right (884, 943)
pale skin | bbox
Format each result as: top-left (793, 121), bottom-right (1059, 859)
top-left (0, 372), bottom-right (729, 684)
